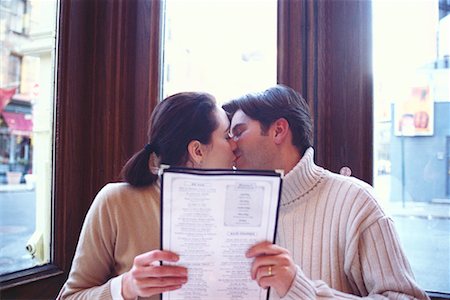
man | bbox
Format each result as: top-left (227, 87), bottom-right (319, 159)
top-left (223, 85), bottom-right (429, 300)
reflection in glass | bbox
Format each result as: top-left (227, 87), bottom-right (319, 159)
top-left (0, 0), bottom-right (57, 275)
top-left (373, 0), bottom-right (450, 293)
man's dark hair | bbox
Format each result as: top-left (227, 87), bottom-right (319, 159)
top-left (222, 84), bottom-right (313, 155)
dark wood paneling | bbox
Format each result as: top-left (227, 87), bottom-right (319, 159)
top-left (278, 0), bottom-right (306, 94)
top-left (0, 0), bottom-right (161, 298)
top-left (315, 0), bottom-right (373, 184)
top-left (278, 0), bottom-right (373, 184)
top-left (278, 0), bottom-right (318, 148)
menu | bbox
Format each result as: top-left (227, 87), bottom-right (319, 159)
top-left (161, 168), bottom-right (282, 300)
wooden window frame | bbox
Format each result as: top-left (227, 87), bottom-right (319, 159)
top-left (278, 0), bottom-right (373, 184)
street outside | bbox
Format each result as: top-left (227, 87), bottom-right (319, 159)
top-left (392, 215), bottom-right (450, 293)
top-left (0, 189), bottom-right (38, 275)
top-left (0, 186), bottom-right (449, 293)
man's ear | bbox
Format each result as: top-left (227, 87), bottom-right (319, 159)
top-left (271, 118), bottom-right (290, 145)
top-left (187, 140), bottom-right (204, 166)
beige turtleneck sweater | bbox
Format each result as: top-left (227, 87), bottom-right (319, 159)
top-left (274, 147), bottom-right (429, 299)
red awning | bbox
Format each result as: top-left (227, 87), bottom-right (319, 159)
top-left (2, 111), bottom-right (33, 136)
top-left (0, 87), bottom-right (17, 110)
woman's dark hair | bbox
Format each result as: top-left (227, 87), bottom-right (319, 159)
top-left (121, 92), bottom-right (218, 187)
top-left (222, 84), bottom-right (312, 155)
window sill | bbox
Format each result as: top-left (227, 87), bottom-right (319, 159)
top-left (0, 264), bottom-right (63, 290)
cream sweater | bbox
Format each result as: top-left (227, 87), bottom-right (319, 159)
top-left (58, 147), bottom-right (429, 300)
top-left (57, 182), bottom-right (161, 300)
top-left (274, 148), bottom-right (429, 299)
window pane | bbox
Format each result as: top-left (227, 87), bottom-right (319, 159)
top-left (10, 0), bottom-right (26, 33)
top-left (0, 0), bottom-right (57, 275)
top-left (161, 0), bottom-right (277, 105)
top-left (373, 0), bottom-right (450, 293)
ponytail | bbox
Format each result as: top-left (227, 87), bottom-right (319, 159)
top-left (121, 144), bottom-right (157, 187)
top-left (121, 92), bottom-right (218, 187)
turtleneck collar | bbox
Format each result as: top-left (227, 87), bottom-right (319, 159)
top-left (281, 147), bottom-right (325, 206)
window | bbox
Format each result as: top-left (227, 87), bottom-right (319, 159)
top-left (7, 55), bottom-right (21, 87)
top-left (0, 0), bottom-right (57, 277)
top-left (373, 0), bottom-right (450, 293)
top-left (161, 0), bottom-right (277, 104)
top-left (9, 0), bottom-right (29, 34)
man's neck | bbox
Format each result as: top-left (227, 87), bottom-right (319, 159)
top-left (280, 146), bottom-right (302, 175)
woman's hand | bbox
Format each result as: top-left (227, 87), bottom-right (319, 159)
top-left (122, 250), bottom-right (188, 299)
top-left (246, 241), bottom-right (296, 298)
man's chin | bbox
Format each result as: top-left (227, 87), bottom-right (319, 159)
top-left (235, 158), bottom-right (262, 170)
top-left (235, 162), bottom-right (254, 170)
top-left (234, 163), bottom-right (245, 169)
top-left (236, 163), bottom-right (271, 171)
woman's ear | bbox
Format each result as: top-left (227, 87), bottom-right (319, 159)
top-left (187, 140), bottom-right (204, 167)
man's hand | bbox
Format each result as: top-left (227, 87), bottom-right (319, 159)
top-left (246, 241), bottom-right (296, 297)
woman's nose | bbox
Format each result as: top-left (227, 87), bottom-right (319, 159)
top-left (228, 138), bottom-right (238, 151)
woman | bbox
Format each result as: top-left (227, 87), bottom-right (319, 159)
top-left (58, 92), bottom-right (236, 300)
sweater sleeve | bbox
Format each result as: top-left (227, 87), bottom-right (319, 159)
top-left (279, 217), bottom-right (429, 300)
top-left (57, 186), bottom-right (118, 299)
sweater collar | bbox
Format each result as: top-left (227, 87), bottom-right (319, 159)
top-left (281, 147), bottom-right (325, 206)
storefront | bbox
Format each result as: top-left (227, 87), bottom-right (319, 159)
top-left (0, 99), bottom-right (33, 184)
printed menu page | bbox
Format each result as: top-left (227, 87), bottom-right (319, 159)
top-left (161, 168), bottom-right (282, 300)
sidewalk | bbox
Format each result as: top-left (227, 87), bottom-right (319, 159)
top-left (385, 201), bottom-right (450, 219)
top-left (0, 183), bottom-right (34, 192)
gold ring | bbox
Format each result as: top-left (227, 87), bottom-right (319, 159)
top-left (268, 265), bottom-right (272, 276)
